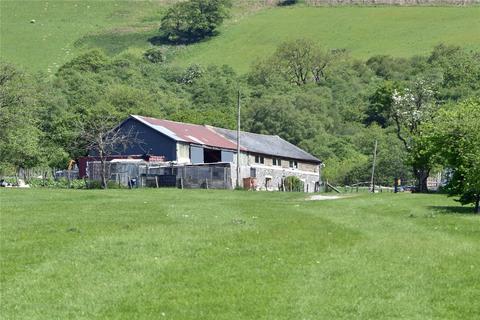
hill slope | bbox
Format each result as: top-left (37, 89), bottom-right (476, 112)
top-left (176, 6), bottom-right (480, 72)
top-left (0, 0), bottom-right (165, 72)
top-left (1, 3), bottom-right (480, 73)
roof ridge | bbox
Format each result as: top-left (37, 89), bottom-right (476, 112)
top-left (212, 126), bottom-right (280, 138)
top-left (134, 115), bottom-right (280, 139)
top-left (130, 114), bottom-right (206, 127)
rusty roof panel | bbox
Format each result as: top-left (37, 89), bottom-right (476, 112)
top-left (132, 115), bottom-right (241, 151)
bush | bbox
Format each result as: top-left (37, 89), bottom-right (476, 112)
top-left (26, 178), bottom-right (85, 189)
top-left (180, 64), bottom-right (204, 84)
top-left (85, 180), bottom-right (125, 189)
top-left (58, 49), bottom-right (108, 73)
top-left (159, 0), bottom-right (231, 44)
top-left (144, 48), bottom-right (166, 64)
top-left (284, 176), bottom-right (304, 192)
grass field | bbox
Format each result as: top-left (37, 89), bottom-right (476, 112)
top-left (177, 6), bottom-right (480, 72)
top-left (2, 2), bottom-right (480, 73)
top-left (0, 0), bottom-right (166, 72)
top-left (1, 189), bottom-right (479, 319)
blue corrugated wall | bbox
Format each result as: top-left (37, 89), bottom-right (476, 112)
top-left (117, 118), bottom-right (177, 161)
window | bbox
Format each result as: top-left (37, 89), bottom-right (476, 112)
top-left (289, 160), bottom-right (298, 169)
top-left (254, 155), bottom-right (264, 164)
top-left (273, 158), bottom-right (282, 166)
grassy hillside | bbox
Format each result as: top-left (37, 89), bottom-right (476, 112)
top-left (2, 2), bottom-right (480, 73)
top-left (176, 6), bottom-right (480, 72)
top-left (0, 0), bottom-right (166, 72)
top-left (1, 189), bottom-right (479, 319)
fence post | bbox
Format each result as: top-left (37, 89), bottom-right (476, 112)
top-left (224, 167), bottom-right (227, 189)
top-left (155, 176), bottom-right (159, 188)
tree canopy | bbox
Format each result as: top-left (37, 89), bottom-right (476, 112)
top-left (0, 41), bottom-right (478, 193)
top-left (159, 0), bottom-right (231, 44)
top-left (415, 99), bottom-right (480, 213)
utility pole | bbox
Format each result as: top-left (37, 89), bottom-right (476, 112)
top-left (236, 90), bottom-right (241, 188)
top-left (370, 139), bottom-right (378, 193)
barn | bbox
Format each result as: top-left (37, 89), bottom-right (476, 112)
top-left (81, 115), bottom-right (322, 192)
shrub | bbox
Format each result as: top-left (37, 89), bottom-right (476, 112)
top-left (58, 49), bottom-right (108, 73)
top-left (284, 176), bottom-right (304, 192)
top-left (26, 178), bottom-right (85, 189)
top-left (144, 48), bottom-right (166, 64)
top-left (85, 180), bottom-right (125, 189)
top-left (180, 64), bottom-right (204, 84)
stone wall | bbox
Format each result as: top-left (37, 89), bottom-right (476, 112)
top-left (232, 164), bottom-right (321, 192)
top-left (246, 153), bottom-right (319, 173)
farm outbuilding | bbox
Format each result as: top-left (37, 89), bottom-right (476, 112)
top-left (80, 115), bottom-right (322, 192)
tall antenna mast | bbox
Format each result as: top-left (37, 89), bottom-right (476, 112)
top-left (236, 90), bottom-right (241, 188)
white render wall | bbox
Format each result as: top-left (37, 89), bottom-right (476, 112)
top-left (176, 142), bottom-right (191, 164)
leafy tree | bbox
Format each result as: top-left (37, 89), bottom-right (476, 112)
top-left (159, 0), bottom-right (231, 43)
top-left (269, 39), bottom-right (341, 86)
top-left (416, 100), bottom-right (480, 213)
top-left (391, 77), bottom-right (440, 192)
top-left (0, 62), bottom-right (42, 176)
top-left (427, 44), bottom-right (480, 101)
top-left (250, 39), bottom-right (342, 87)
top-left (244, 95), bottom-right (318, 145)
top-left (366, 55), bottom-right (414, 81)
top-left (364, 81), bottom-right (398, 127)
top-left (274, 39), bottom-right (315, 85)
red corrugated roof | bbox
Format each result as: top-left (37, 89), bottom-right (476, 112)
top-left (135, 116), bottom-right (242, 151)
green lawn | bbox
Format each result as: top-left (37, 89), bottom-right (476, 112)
top-left (176, 6), bottom-right (480, 72)
top-left (1, 189), bottom-right (479, 319)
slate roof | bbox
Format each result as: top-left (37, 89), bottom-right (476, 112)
top-left (130, 115), bottom-right (321, 163)
top-left (212, 127), bottom-right (321, 163)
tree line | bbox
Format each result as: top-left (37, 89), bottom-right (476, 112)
top-left (1, 37), bottom-right (479, 210)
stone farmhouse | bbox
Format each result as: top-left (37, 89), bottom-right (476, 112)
top-left (81, 115), bottom-right (322, 192)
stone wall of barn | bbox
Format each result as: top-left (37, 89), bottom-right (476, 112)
top-left (232, 164), bottom-right (321, 193)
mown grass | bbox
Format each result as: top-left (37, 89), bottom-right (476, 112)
top-left (1, 189), bottom-right (479, 319)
